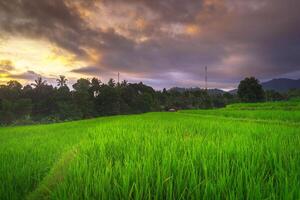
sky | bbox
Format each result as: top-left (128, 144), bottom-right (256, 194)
top-left (0, 0), bottom-right (299, 90)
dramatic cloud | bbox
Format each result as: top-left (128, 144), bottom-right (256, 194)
top-left (0, 0), bottom-right (299, 89)
top-left (10, 70), bottom-right (41, 80)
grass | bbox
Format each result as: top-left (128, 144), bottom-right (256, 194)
top-left (0, 101), bottom-right (299, 199)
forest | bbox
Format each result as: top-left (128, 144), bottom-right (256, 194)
top-left (0, 76), bottom-right (297, 125)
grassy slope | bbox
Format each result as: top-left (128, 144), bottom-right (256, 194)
top-left (0, 101), bottom-right (299, 199)
top-left (180, 101), bottom-right (300, 123)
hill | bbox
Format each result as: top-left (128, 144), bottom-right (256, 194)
top-left (229, 78), bottom-right (300, 94)
top-left (261, 78), bottom-right (300, 92)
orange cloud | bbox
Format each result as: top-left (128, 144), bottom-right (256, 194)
top-left (185, 24), bottom-right (201, 36)
top-left (135, 18), bottom-right (148, 30)
top-left (84, 48), bottom-right (102, 63)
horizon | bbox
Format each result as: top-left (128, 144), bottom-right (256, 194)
top-left (2, 75), bottom-right (299, 92)
top-left (1, 0), bottom-right (300, 89)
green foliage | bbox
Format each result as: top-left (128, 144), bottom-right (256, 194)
top-left (0, 97), bottom-right (32, 124)
top-left (5, 76), bottom-right (299, 125)
top-left (265, 90), bottom-right (286, 101)
top-left (238, 77), bottom-right (265, 102)
top-left (72, 79), bottom-right (95, 118)
top-left (1, 77), bottom-right (240, 125)
top-left (95, 85), bottom-right (120, 116)
top-left (287, 88), bottom-right (300, 99)
top-left (0, 101), bottom-right (299, 199)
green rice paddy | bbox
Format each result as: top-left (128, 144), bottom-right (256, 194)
top-left (0, 101), bottom-right (299, 199)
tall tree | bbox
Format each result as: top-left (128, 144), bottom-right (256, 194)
top-left (0, 81), bottom-right (32, 124)
top-left (90, 77), bottom-right (102, 97)
top-left (238, 77), bottom-right (265, 102)
top-left (95, 84), bottom-right (120, 115)
top-left (107, 78), bottom-right (116, 88)
top-left (56, 75), bottom-right (68, 88)
top-left (72, 79), bottom-right (94, 118)
top-left (31, 77), bottom-right (47, 88)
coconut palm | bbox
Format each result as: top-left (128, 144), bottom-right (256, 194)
top-left (57, 75), bottom-right (68, 88)
top-left (31, 77), bottom-right (47, 88)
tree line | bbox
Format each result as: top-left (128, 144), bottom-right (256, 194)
top-left (0, 76), bottom-right (232, 125)
top-left (0, 76), bottom-right (298, 125)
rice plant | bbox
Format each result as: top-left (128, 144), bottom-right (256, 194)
top-left (0, 101), bottom-right (299, 199)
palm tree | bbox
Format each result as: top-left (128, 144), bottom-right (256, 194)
top-left (31, 77), bottom-right (47, 88)
top-left (121, 80), bottom-right (128, 87)
top-left (57, 75), bottom-right (68, 88)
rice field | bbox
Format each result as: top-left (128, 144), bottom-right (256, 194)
top-left (0, 101), bottom-right (299, 199)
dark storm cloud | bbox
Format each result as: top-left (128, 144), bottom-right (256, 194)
top-left (1, 0), bottom-right (300, 88)
top-left (71, 66), bottom-right (102, 75)
top-left (0, 0), bottom-right (105, 57)
top-left (100, 37), bottom-right (225, 76)
top-left (216, 0), bottom-right (300, 78)
top-left (102, 0), bottom-right (206, 23)
top-left (1, 1), bottom-right (76, 54)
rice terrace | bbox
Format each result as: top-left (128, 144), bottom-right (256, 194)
top-left (1, 100), bottom-right (299, 199)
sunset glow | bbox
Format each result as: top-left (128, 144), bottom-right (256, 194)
top-left (0, 37), bottom-right (88, 84)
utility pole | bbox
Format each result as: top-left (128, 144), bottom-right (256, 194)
top-left (205, 66), bottom-right (207, 90)
top-left (117, 72), bottom-right (120, 84)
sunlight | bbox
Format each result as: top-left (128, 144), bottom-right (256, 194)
top-left (185, 24), bottom-right (201, 36)
top-left (0, 37), bottom-right (87, 79)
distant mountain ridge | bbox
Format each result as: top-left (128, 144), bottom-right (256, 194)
top-left (261, 78), bottom-right (300, 92)
top-left (229, 78), bottom-right (300, 94)
top-left (170, 78), bottom-right (300, 95)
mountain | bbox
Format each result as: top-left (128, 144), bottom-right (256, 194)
top-left (229, 78), bottom-right (300, 94)
top-left (228, 89), bottom-right (238, 95)
top-left (261, 78), bottom-right (300, 92)
top-left (207, 89), bottom-right (226, 95)
top-left (169, 78), bottom-right (300, 95)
